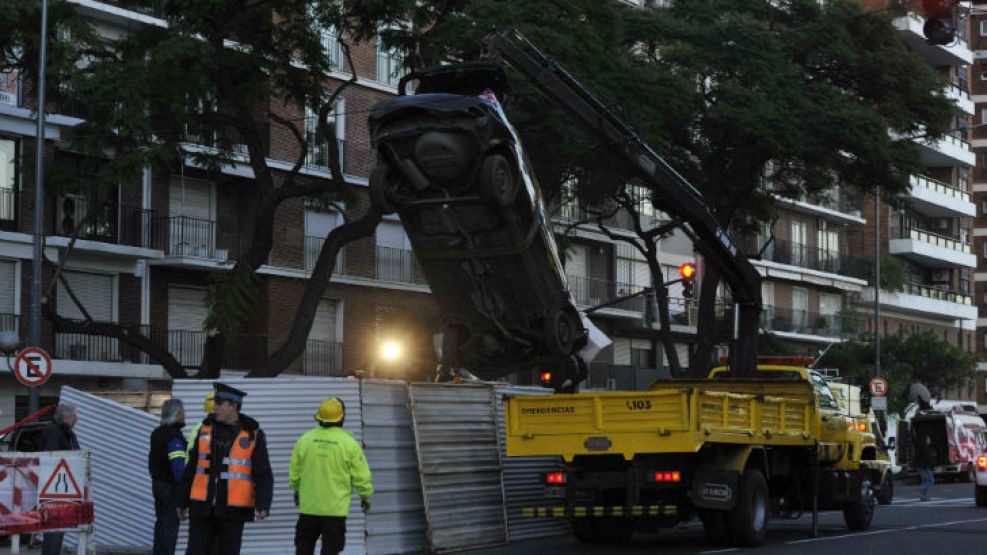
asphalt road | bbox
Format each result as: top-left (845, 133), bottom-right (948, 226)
top-left (473, 480), bottom-right (987, 555)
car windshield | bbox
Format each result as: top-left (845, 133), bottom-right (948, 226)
top-left (811, 373), bottom-right (839, 410)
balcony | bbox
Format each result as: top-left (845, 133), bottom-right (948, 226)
top-left (945, 82), bottom-right (975, 115)
top-left (305, 236), bottom-right (428, 286)
top-left (743, 238), bottom-right (859, 276)
top-left (555, 200), bottom-right (666, 233)
top-left (772, 189), bottom-right (865, 225)
top-left (0, 313), bottom-right (18, 334)
top-left (51, 196), bottom-right (156, 248)
top-left (566, 274), bottom-right (646, 314)
top-left (893, 12), bottom-right (973, 66)
top-left (908, 174), bottom-right (975, 218)
top-left (302, 339), bottom-right (345, 377)
top-left (859, 283), bottom-right (977, 322)
top-left (151, 216), bottom-right (240, 263)
top-left (0, 187), bottom-right (15, 231)
top-left (760, 306), bottom-right (854, 341)
top-left (889, 226), bottom-right (975, 268)
top-left (303, 235), bottom-right (347, 274)
top-left (913, 129), bottom-right (976, 167)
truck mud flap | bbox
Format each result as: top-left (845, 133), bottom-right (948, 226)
top-left (691, 467), bottom-right (740, 511)
top-left (521, 505), bottom-right (678, 518)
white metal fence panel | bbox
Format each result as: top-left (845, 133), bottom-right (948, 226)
top-left (409, 383), bottom-right (507, 553)
top-left (173, 377), bottom-right (364, 555)
top-left (496, 385), bottom-right (568, 542)
top-left (60, 386), bottom-right (159, 551)
top-left (360, 380), bottom-right (427, 555)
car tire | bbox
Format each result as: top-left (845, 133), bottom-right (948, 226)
top-left (699, 509), bottom-right (731, 546)
top-left (545, 308), bottom-right (578, 355)
top-left (876, 472), bottom-right (893, 505)
top-left (976, 485), bottom-right (987, 507)
top-left (726, 469), bottom-right (769, 547)
top-left (369, 164), bottom-right (397, 215)
top-left (843, 478), bottom-right (875, 530)
top-left (479, 153), bottom-right (518, 206)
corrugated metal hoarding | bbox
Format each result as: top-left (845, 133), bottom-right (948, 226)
top-left (496, 385), bottom-right (568, 541)
top-left (410, 383), bottom-right (507, 553)
top-left (173, 376), bottom-right (365, 555)
top-left (60, 386), bottom-right (160, 551)
top-left (360, 380), bottom-right (427, 555)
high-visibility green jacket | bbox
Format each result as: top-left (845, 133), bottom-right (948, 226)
top-left (186, 421), bottom-right (203, 458)
top-left (289, 425), bottom-right (374, 517)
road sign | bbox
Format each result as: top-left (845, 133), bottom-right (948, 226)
top-left (12, 347), bottom-right (52, 387)
top-left (869, 376), bottom-right (889, 398)
top-left (39, 458), bottom-right (83, 502)
top-left (871, 396), bottom-right (888, 412)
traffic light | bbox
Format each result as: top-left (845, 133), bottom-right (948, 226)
top-left (679, 262), bottom-right (696, 299)
top-left (922, 0), bottom-right (957, 46)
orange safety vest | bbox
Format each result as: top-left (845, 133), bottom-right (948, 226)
top-left (189, 423), bottom-right (257, 508)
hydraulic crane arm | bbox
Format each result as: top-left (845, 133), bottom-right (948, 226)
top-left (486, 28), bottom-right (762, 377)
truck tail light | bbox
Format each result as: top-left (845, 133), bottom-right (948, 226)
top-left (539, 372), bottom-right (553, 386)
top-left (857, 422), bottom-right (867, 432)
top-left (977, 455), bottom-right (987, 472)
top-left (544, 471), bottom-right (566, 485)
top-left (652, 471), bottom-right (681, 483)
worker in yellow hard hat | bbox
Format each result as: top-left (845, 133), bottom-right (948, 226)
top-left (185, 390), bottom-right (215, 457)
top-left (289, 397), bottom-right (374, 555)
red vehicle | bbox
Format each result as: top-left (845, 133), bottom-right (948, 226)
top-left (899, 402), bottom-right (987, 482)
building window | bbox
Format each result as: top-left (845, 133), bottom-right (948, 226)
top-left (319, 25), bottom-right (343, 71)
top-left (376, 30), bottom-right (407, 87)
top-left (304, 101), bottom-right (345, 170)
top-left (0, 138), bottom-right (15, 229)
top-left (980, 71), bottom-right (987, 81)
top-left (961, 269), bottom-right (971, 294)
top-left (982, 199), bottom-right (987, 216)
top-left (980, 20), bottom-right (987, 36)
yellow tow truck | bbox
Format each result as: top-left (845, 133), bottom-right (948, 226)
top-left (505, 358), bottom-right (889, 546)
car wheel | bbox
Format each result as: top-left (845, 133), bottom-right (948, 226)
top-left (727, 468), bottom-right (769, 547)
top-left (545, 308), bottom-right (578, 355)
top-left (369, 164), bottom-right (397, 215)
top-left (843, 479), bottom-right (875, 530)
top-left (976, 485), bottom-right (987, 507)
top-left (876, 472), bottom-right (893, 505)
top-left (479, 153), bottom-right (518, 206)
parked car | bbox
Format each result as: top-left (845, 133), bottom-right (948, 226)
top-left (367, 63), bottom-right (588, 380)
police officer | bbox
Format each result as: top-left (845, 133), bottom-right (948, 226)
top-left (179, 383), bottom-right (273, 555)
top-left (289, 397), bottom-right (373, 555)
top-left (149, 399), bottom-right (187, 555)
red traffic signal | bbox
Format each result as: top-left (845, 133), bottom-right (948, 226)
top-left (678, 263), bottom-right (696, 280)
top-left (539, 371), bottom-right (553, 385)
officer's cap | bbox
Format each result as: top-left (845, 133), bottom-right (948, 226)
top-left (214, 382), bottom-right (247, 404)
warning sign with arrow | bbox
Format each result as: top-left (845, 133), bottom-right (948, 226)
top-left (38, 456), bottom-right (85, 502)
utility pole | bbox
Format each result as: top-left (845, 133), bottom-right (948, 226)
top-left (30, 0), bottom-right (50, 415)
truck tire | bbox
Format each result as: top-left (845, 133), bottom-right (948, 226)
top-left (876, 473), bottom-right (893, 506)
top-left (843, 478), bottom-right (875, 530)
top-left (478, 153), bottom-right (518, 206)
top-left (699, 509), bottom-right (731, 546)
top-left (726, 469), bottom-right (769, 547)
top-left (544, 308), bottom-right (578, 355)
top-left (976, 485), bottom-right (987, 507)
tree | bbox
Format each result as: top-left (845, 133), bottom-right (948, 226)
top-left (1, 0), bottom-right (405, 378)
top-left (822, 333), bottom-right (976, 414)
top-left (402, 0), bottom-right (953, 375)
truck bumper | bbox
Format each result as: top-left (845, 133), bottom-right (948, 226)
top-left (521, 504), bottom-right (679, 518)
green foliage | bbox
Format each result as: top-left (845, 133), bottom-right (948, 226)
top-left (205, 265), bottom-right (261, 336)
top-left (858, 254), bottom-right (907, 292)
top-left (822, 333), bottom-right (976, 413)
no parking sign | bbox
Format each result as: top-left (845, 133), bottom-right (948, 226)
top-left (12, 347), bottom-right (53, 387)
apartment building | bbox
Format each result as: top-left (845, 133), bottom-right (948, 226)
top-left (969, 7), bottom-right (987, 413)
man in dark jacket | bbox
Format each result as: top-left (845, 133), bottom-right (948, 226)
top-left (149, 399), bottom-right (187, 555)
top-left (40, 403), bottom-right (80, 555)
top-left (179, 383), bottom-right (273, 555)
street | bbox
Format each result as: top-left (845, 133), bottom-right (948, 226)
top-left (474, 481), bottom-right (987, 554)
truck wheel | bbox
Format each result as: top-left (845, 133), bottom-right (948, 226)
top-left (976, 485), bottom-right (987, 507)
top-left (369, 164), bottom-right (397, 215)
top-left (726, 469), bottom-right (769, 547)
top-left (876, 473), bottom-right (893, 506)
top-left (699, 509), bottom-right (731, 546)
top-left (478, 153), bottom-right (518, 206)
top-left (843, 479), bottom-right (875, 530)
top-left (545, 308), bottom-right (578, 355)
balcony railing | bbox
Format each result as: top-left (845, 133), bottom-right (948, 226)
top-left (374, 245), bottom-right (427, 284)
top-left (302, 340), bottom-right (344, 376)
top-left (760, 306), bottom-right (854, 338)
top-left (0, 313), bottom-right (18, 334)
top-left (303, 237), bottom-right (428, 286)
top-left (556, 200), bottom-right (665, 232)
top-left (566, 274), bottom-right (646, 312)
top-left (152, 216), bottom-right (240, 260)
top-left (902, 282), bottom-right (972, 305)
top-left (742, 238), bottom-right (856, 274)
top-left (303, 235), bottom-right (346, 273)
top-left (891, 226), bottom-right (972, 254)
top-left (0, 187), bottom-right (15, 231)
top-left (911, 174), bottom-right (971, 203)
top-left (98, 0), bottom-right (167, 17)
top-left (52, 196), bottom-right (156, 247)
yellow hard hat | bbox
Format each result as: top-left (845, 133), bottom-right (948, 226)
top-left (203, 390), bottom-right (216, 414)
top-left (316, 397), bottom-right (345, 424)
